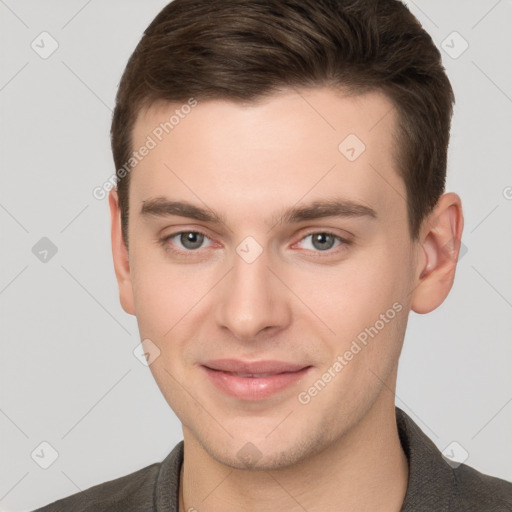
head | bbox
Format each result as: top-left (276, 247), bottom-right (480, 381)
top-left (109, 0), bottom-right (463, 470)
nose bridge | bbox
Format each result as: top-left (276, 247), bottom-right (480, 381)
top-left (215, 242), bottom-right (290, 339)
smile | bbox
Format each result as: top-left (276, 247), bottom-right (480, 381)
top-left (201, 359), bottom-right (312, 401)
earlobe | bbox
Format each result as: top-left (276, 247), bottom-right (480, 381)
top-left (411, 193), bottom-right (464, 314)
top-left (109, 189), bottom-right (135, 315)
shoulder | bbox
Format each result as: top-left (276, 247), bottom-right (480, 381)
top-left (451, 462), bottom-right (512, 511)
top-left (33, 442), bottom-right (184, 512)
top-left (396, 407), bottom-right (512, 511)
top-left (33, 463), bottom-right (160, 512)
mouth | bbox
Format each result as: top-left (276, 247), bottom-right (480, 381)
top-left (201, 359), bottom-right (312, 401)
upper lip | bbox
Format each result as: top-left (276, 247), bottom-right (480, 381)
top-left (202, 359), bottom-right (309, 374)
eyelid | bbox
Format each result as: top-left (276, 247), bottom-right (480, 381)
top-left (160, 228), bottom-right (352, 255)
top-left (160, 229), bottom-right (217, 253)
top-left (292, 231), bottom-right (351, 252)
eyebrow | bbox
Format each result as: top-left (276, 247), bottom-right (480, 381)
top-left (274, 199), bottom-right (377, 225)
top-left (140, 197), bottom-right (377, 225)
top-left (141, 197), bottom-right (225, 224)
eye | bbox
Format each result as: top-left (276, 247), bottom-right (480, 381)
top-left (296, 232), bottom-right (347, 252)
top-left (164, 231), bottom-right (212, 251)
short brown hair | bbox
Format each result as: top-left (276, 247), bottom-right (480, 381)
top-left (111, 0), bottom-right (454, 244)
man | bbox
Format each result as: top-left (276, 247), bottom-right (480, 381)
top-left (35, 0), bottom-right (512, 510)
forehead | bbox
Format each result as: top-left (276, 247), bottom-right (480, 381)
top-left (129, 88), bottom-right (405, 226)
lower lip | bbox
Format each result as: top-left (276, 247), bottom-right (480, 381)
top-left (202, 366), bottom-right (311, 401)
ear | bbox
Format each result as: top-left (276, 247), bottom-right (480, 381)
top-left (410, 192), bottom-right (464, 314)
top-left (109, 189), bottom-right (135, 315)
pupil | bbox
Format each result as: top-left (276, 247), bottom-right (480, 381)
top-left (181, 232), bottom-right (203, 249)
top-left (313, 233), bottom-right (334, 251)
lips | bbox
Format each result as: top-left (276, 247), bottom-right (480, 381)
top-left (201, 359), bottom-right (312, 401)
top-left (203, 359), bottom-right (308, 374)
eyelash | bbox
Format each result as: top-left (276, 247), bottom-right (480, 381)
top-left (159, 230), bottom-right (351, 257)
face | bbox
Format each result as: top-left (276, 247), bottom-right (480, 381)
top-left (113, 88), bottom-right (422, 470)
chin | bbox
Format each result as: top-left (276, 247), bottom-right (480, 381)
top-left (194, 424), bottom-right (330, 472)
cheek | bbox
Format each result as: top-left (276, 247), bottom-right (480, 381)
top-left (304, 245), bottom-right (406, 319)
top-left (129, 252), bottom-right (185, 337)
top-left (129, 249), bottom-right (219, 345)
top-left (296, 241), bottom-right (411, 361)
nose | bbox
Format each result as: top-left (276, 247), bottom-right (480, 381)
top-left (215, 248), bottom-right (292, 341)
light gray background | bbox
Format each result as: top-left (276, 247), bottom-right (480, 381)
top-left (1, 1), bottom-right (511, 510)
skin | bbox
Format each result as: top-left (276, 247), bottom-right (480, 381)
top-left (109, 87), bottom-right (463, 511)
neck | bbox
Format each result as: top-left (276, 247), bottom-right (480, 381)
top-left (179, 396), bottom-right (408, 512)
